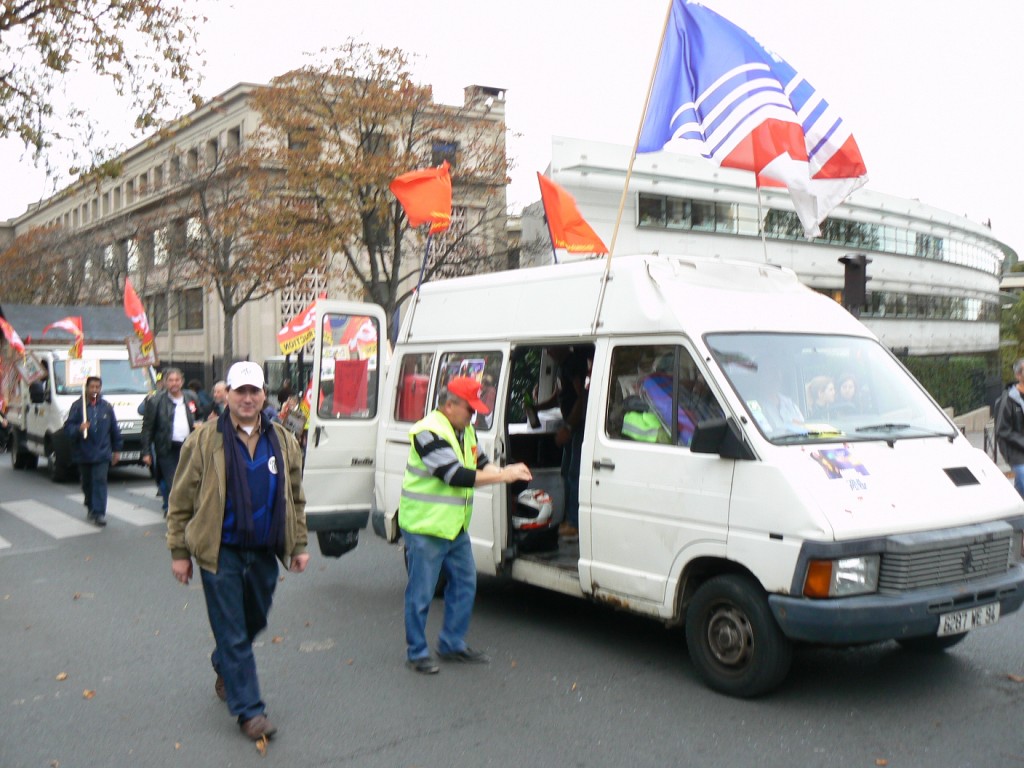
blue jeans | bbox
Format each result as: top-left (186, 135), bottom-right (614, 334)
top-left (200, 546), bottom-right (279, 722)
top-left (79, 462), bottom-right (109, 517)
top-left (404, 530), bottom-right (477, 661)
top-left (1013, 465), bottom-right (1024, 498)
top-left (560, 429), bottom-right (584, 527)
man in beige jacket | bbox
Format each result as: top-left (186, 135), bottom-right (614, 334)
top-left (167, 361), bottom-right (309, 743)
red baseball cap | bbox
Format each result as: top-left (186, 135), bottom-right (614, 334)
top-left (447, 376), bottom-right (490, 415)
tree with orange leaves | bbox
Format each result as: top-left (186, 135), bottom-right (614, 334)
top-left (248, 40), bottom-right (510, 322)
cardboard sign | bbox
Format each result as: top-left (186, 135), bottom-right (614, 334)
top-left (126, 335), bottom-right (159, 368)
top-left (15, 352), bottom-right (46, 384)
top-left (66, 358), bottom-right (100, 388)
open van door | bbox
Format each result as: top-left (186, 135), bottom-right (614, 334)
top-left (303, 300), bottom-right (387, 557)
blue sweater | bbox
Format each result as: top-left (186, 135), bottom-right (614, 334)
top-left (63, 398), bottom-right (123, 464)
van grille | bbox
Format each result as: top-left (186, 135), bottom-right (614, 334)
top-left (878, 529), bottom-right (1012, 593)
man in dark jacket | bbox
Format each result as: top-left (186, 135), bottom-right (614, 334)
top-left (63, 376), bottom-right (122, 526)
top-left (996, 357), bottom-right (1024, 498)
top-left (141, 367), bottom-right (200, 513)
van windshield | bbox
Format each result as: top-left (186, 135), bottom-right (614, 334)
top-left (54, 360), bottom-right (152, 396)
top-left (705, 333), bottom-right (955, 444)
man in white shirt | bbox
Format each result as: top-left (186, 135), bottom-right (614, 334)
top-left (141, 367), bottom-right (201, 513)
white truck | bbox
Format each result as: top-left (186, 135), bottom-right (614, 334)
top-left (1, 306), bottom-right (154, 482)
top-left (301, 253), bottom-right (1024, 696)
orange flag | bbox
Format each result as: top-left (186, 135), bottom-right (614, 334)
top-left (123, 278), bottom-right (155, 352)
top-left (537, 173), bottom-right (608, 254)
top-left (43, 316), bottom-right (84, 359)
top-left (390, 161), bottom-right (452, 234)
top-left (0, 317), bottom-right (25, 353)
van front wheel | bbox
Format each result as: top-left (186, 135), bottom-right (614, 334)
top-left (685, 574), bottom-right (792, 697)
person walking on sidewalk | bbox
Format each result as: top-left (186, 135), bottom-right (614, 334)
top-left (996, 357), bottom-right (1024, 498)
top-left (63, 376), bottom-right (122, 526)
top-left (400, 376), bottom-right (532, 674)
top-left (166, 361), bottom-right (309, 742)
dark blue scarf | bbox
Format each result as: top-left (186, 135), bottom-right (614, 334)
top-left (219, 410), bottom-right (287, 554)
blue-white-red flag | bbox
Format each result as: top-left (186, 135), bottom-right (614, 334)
top-left (638, 0), bottom-right (867, 237)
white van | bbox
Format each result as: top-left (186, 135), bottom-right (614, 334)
top-left (5, 345), bottom-right (153, 481)
top-left (303, 253), bottom-right (1024, 696)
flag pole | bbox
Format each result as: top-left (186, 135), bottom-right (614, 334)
top-left (605, 0), bottom-right (674, 266)
top-left (81, 384), bottom-right (89, 440)
top-left (592, 0), bottom-right (674, 334)
top-left (400, 232), bottom-right (433, 345)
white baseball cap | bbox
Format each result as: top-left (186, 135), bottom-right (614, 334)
top-left (226, 361), bottom-right (265, 390)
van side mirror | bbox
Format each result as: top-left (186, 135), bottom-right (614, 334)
top-left (690, 417), bottom-right (754, 460)
top-left (29, 383), bottom-right (45, 404)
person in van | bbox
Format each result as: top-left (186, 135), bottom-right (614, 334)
top-left (400, 376), bottom-right (533, 674)
top-left (747, 360), bottom-right (804, 434)
top-left (805, 375), bottom-right (836, 421)
top-left (532, 345), bottom-right (591, 541)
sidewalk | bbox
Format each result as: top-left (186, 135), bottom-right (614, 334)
top-left (962, 421), bottom-right (1009, 475)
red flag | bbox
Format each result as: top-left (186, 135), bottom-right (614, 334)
top-left (537, 174), bottom-right (608, 254)
top-left (390, 161), bottom-right (452, 234)
top-left (277, 292), bottom-right (327, 355)
top-left (43, 316), bottom-right (84, 359)
top-left (123, 278), bottom-right (155, 352)
top-left (0, 317), bottom-right (26, 353)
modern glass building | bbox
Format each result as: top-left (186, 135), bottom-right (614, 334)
top-left (522, 137), bottom-right (1014, 365)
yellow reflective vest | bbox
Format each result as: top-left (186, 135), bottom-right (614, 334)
top-left (399, 409), bottom-right (478, 540)
top-left (622, 409), bottom-right (670, 443)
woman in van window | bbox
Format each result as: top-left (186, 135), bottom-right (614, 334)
top-left (806, 375), bottom-right (836, 421)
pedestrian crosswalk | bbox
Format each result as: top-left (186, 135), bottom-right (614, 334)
top-left (0, 490), bottom-right (165, 553)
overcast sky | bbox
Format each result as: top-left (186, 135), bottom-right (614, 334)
top-left (2, 0), bottom-right (1022, 258)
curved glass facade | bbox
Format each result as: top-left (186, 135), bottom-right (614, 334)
top-left (636, 193), bottom-right (1004, 276)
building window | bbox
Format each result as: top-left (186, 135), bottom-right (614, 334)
top-left (638, 193), bottom-right (665, 227)
top-left (179, 288), bottom-right (204, 331)
top-left (431, 140), bottom-right (458, 168)
top-left (148, 293), bottom-right (168, 332)
top-left (153, 164), bottom-right (164, 191)
top-left (227, 126), bottom-right (241, 152)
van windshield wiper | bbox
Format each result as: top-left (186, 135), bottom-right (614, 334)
top-left (855, 423), bottom-right (956, 442)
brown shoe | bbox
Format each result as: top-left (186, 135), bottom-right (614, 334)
top-left (240, 714), bottom-right (277, 741)
top-left (214, 674), bottom-right (227, 702)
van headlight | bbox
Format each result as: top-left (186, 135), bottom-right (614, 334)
top-left (803, 555), bottom-right (880, 598)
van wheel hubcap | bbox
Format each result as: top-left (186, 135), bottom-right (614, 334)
top-left (706, 606), bottom-right (754, 667)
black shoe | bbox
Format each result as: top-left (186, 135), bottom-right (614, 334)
top-left (94, 514), bottom-right (107, 527)
top-left (437, 647), bottom-right (490, 664)
top-left (406, 657), bottom-right (440, 674)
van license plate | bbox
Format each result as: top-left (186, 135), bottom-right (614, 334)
top-left (119, 451), bottom-right (141, 461)
top-left (937, 603), bottom-right (1000, 636)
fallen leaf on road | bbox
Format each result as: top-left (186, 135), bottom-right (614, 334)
top-left (571, 682), bottom-right (577, 692)
top-left (55, 672), bottom-right (68, 681)
top-left (272, 636), bottom-right (283, 644)
top-left (72, 593), bottom-right (81, 600)
top-left (84, 556), bottom-right (91, 562)
top-left (82, 689), bottom-right (95, 700)
top-left (256, 735), bottom-right (268, 756)
top-left (1008, 673), bottom-right (1024, 683)
top-left (511, 660), bottom-right (518, 669)
top-left (346, 658), bottom-right (354, 665)
top-left (143, 531), bottom-right (151, 537)
top-left (50, 761), bottom-right (59, 768)
top-left (875, 760), bottom-right (888, 766)
top-left (175, 743), bottom-right (181, 750)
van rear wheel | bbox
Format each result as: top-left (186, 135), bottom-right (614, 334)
top-left (685, 574), bottom-right (792, 697)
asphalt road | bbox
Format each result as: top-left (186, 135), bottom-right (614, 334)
top-left (1, 458), bottom-right (1023, 767)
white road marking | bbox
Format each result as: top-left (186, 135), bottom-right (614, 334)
top-left (64, 494), bottom-right (164, 526)
top-left (1, 500), bottom-right (100, 538)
